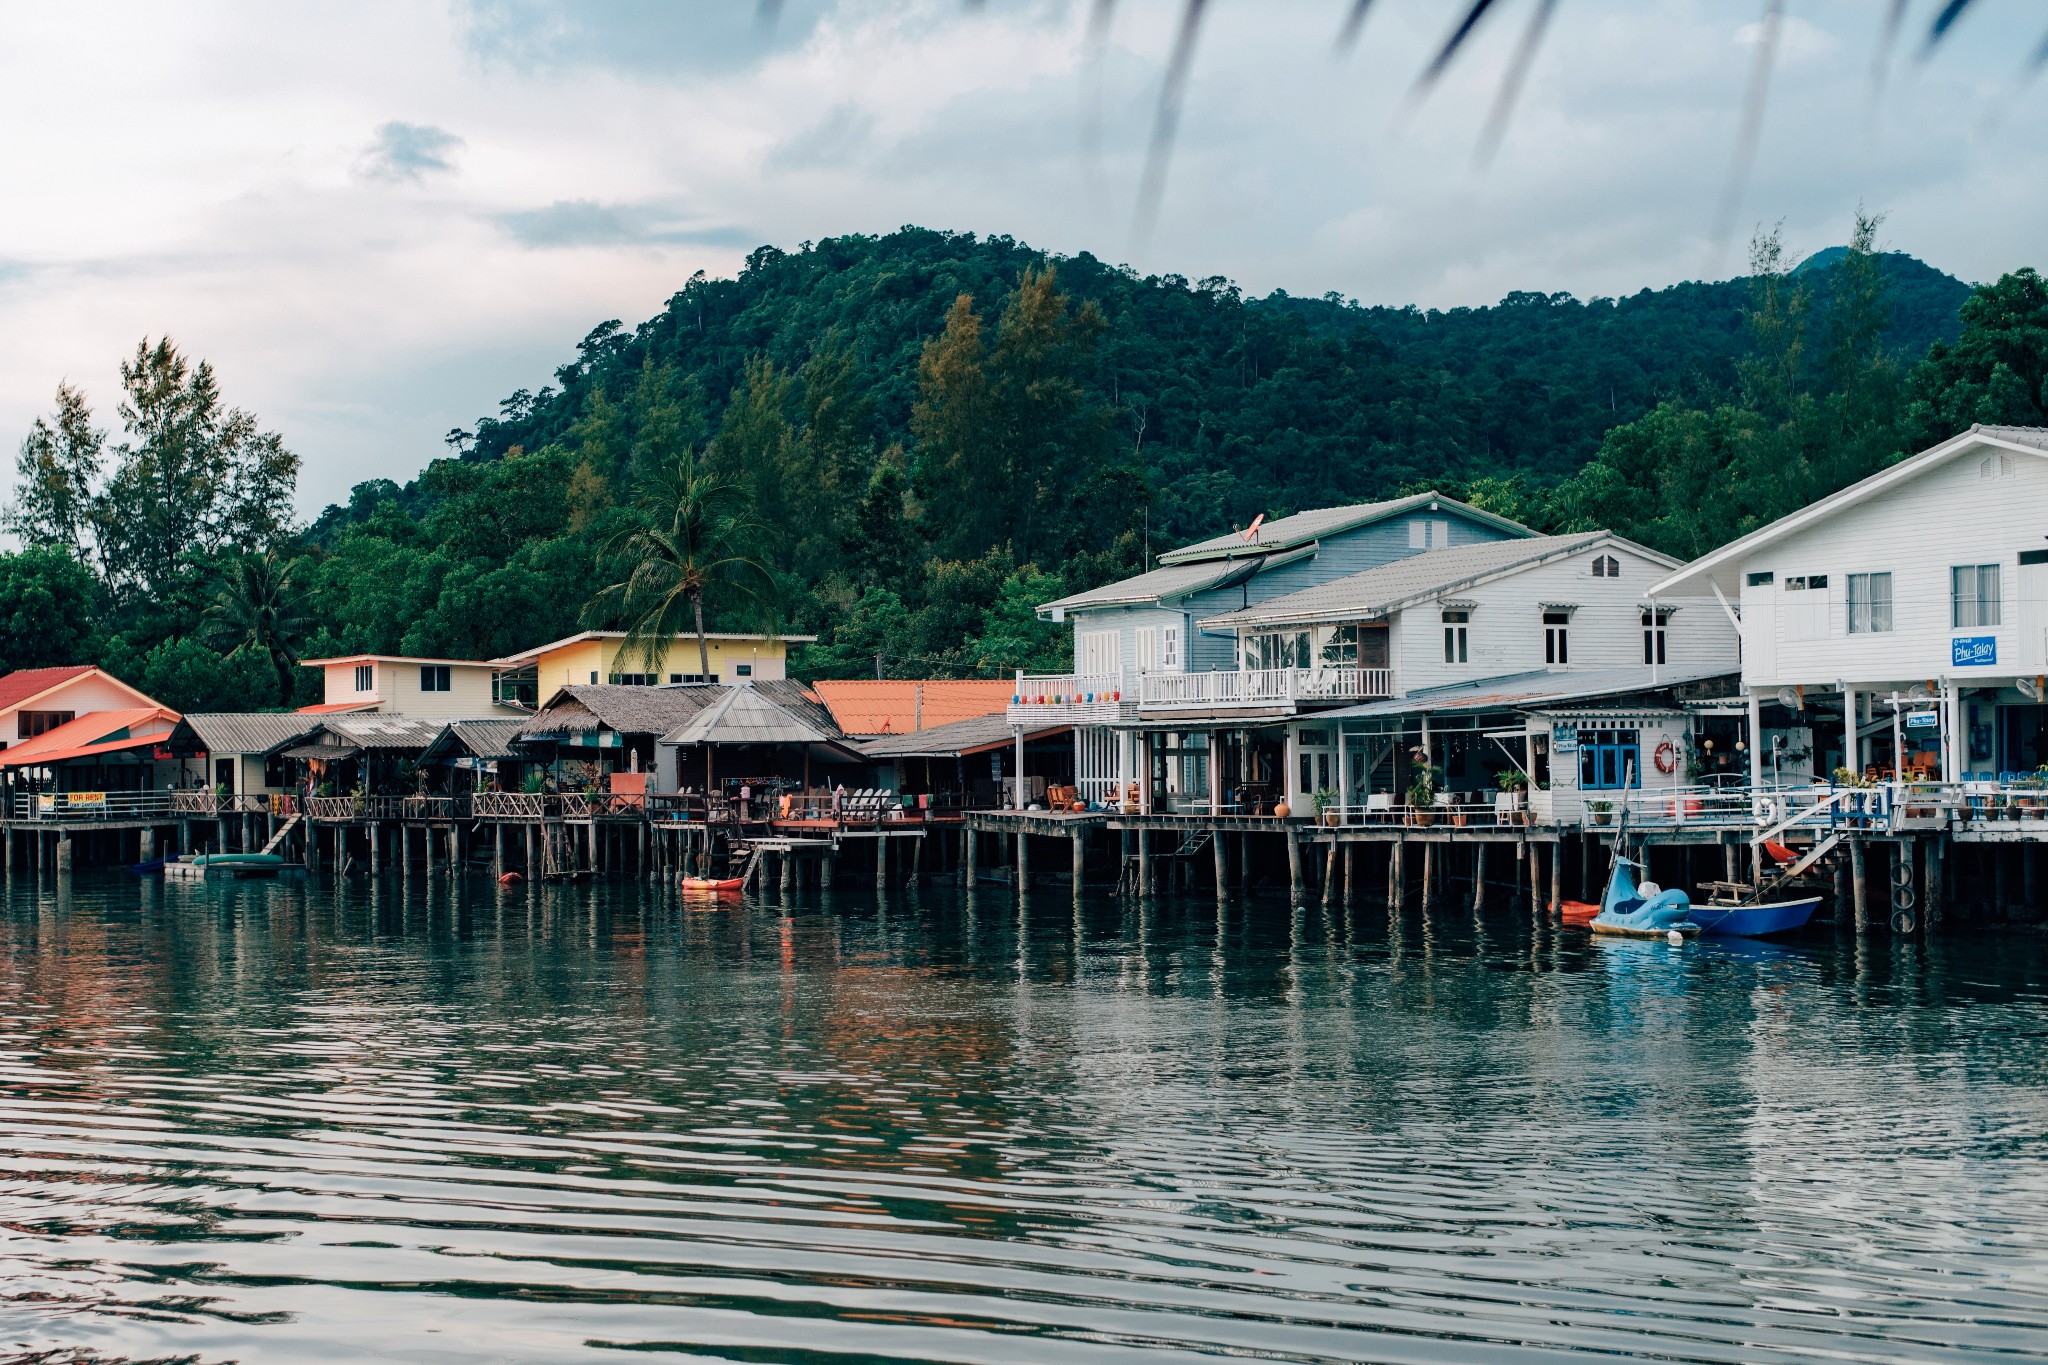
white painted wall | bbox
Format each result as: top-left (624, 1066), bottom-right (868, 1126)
top-left (1732, 447), bottom-right (2048, 688)
top-left (1388, 544), bottom-right (1738, 695)
top-left (0, 673), bottom-right (154, 741)
top-left (319, 660), bottom-right (511, 717)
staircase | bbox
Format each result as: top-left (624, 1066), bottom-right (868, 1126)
top-left (259, 814), bottom-right (301, 856)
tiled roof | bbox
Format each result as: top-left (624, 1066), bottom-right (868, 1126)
top-left (1198, 533), bottom-right (1646, 629)
top-left (1156, 491), bottom-right (1534, 565)
top-left (167, 713), bottom-right (319, 756)
top-left (0, 665), bottom-right (96, 710)
top-left (809, 680), bottom-right (1013, 735)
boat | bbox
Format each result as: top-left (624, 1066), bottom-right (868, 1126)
top-left (1687, 896), bottom-right (1822, 938)
top-left (1559, 900), bottom-right (1600, 927)
top-left (1589, 856), bottom-right (1698, 939)
top-left (679, 877), bottom-right (746, 893)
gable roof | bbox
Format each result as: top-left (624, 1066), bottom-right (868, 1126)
top-left (1647, 425), bottom-right (2048, 597)
top-left (809, 680), bottom-right (1014, 735)
top-left (517, 681), bottom-right (845, 742)
top-left (1156, 491), bottom-right (1535, 566)
top-left (0, 665), bottom-right (157, 714)
top-left (311, 714), bottom-right (449, 751)
top-left (418, 719), bottom-right (532, 764)
top-left (1198, 533), bottom-right (1670, 630)
top-left (661, 686), bottom-right (851, 750)
top-left (859, 712), bottom-right (1069, 759)
top-left (1038, 553), bottom-right (1289, 613)
top-left (0, 707), bottom-right (180, 768)
top-left (167, 713), bottom-right (320, 756)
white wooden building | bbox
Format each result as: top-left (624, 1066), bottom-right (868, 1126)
top-left (1646, 425), bottom-right (2048, 786)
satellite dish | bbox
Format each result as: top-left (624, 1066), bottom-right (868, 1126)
top-left (1240, 513), bottom-right (1266, 544)
top-left (1776, 686), bottom-right (1801, 710)
top-left (2020, 677), bottom-right (2042, 702)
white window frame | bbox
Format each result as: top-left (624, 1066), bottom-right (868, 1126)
top-left (1640, 609), bottom-right (1667, 665)
top-left (1846, 572), bottom-right (1893, 635)
top-left (1544, 611), bottom-right (1570, 665)
top-left (353, 663), bottom-right (374, 693)
top-left (1442, 610), bottom-right (1469, 664)
top-left (1135, 626), bottom-right (1160, 672)
top-left (1077, 630), bottom-right (1118, 677)
top-left (1161, 624), bottom-right (1181, 671)
top-left (1952, 564), bottom-right (2001, 629)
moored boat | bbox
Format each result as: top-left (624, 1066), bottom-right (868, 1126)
top-left (1687, 896), bottom-right (1822, 938)
top-left (1588, 856), bottom-right (1699, 939)
top-left (679, 877), bottom-right (746, 893)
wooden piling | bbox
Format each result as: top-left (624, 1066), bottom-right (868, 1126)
top-left (1072, 831), bottom-right (1086, 900)
top-left (1284, 827), bottom-right (1303, 898)
top-left (1850, 836), bottom-right (1868, 932)
top-left (1471, 841), bottom-right (1487, 912)
top-left (1213, 828), bottom-right (1228, 900)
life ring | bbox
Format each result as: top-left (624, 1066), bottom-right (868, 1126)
top-left (1653, 738), bottom-right (1679, 775)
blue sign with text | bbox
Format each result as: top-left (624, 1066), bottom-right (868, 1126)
top-left (1952, 636), bottom-right (1998, 667)
top-left (1906, 710), bottom-right (1940, 730)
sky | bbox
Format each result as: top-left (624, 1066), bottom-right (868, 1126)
top-left (2, 0), bottom-right (2044, 516)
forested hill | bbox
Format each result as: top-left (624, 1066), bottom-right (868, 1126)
top-left (389, 229), bottom-right (1968, 551)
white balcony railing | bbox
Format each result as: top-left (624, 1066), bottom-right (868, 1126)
top-left (1008, 671), bottom-right (1131, 723)
top-left (1139, 666), bottom-right (1394, 710)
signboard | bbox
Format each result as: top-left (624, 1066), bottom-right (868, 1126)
top-left (36, 795), bottom-right (54, 814)
top-left (1905, 710), bottom-right (1940, 730)
top-left (1953, 636), bottom-right (1998, 667)
top-left (67, 792), bottom-right (107, 813)
top-left (1551, 723), bottom-right (1579, 755)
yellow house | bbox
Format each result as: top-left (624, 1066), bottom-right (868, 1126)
top-left (487, 630), bottom-right (814, 707)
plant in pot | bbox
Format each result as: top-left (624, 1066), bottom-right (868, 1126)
top-left (1310, 788), bottom-right (1339, 826)
top-left (1405, 765), bottom-right (1442, 827)
top-left (1587, 798), bottom-right (1614, 826)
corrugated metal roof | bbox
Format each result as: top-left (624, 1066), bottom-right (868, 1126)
top-left (1198, 533), bottom-right (1642, 629)
top-left (0, 707), bottom-right (179, 768)
top-left (662, 687), bottom-right (841, 746)
top-left (1978, 425), bottom-right (2048, 450)
top-left (1156, 491), bottom-right (1534, 566)
top-left (319, 714), bottom-right (449, 750)
top-left (169, 713), bottom-right (320, 756)
top-left (859, 712), bottom-right (1067, 758)
top-left (519, 682), bottom-right (847, 741)
top-left (1040, 559), bottom-right (1262, 612)
top-left (420, 719), bottom-right (531, 763)
top-left (809, 680), bottom-right (1012, 735)
top-left (1311, 665), bottom-right (1737, 721)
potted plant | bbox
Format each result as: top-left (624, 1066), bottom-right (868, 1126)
top-left (1311, 788), bottom-right (1339, 826)
top-left (349, 782), bottom-right (366, 817)
top-left (1405, 764), bottom-right (1441, 827)
top-left (1587, 798), bottom-right (1614, 826)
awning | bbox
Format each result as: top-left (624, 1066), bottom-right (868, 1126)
top-left (282, 741), bottom-right (362, 760)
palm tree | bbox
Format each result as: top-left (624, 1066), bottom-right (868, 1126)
top-left (583, 452), bottom-right (780, 681)
top-left (203, 549), bottom-right (307, 707)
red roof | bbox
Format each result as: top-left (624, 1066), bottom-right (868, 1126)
top-left (0, 706), bottom-right (180, 768)
top-left (809, 680), bottom-right (1014, 736)
top-left (297, 701), bottom-right (380, 714)
top-left (0, 665), bottom-right (95, 711)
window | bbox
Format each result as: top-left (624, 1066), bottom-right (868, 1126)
top-left (1979, 453), bottom-right (2016, 480)
top-left (1590, 554), bottom-right (1620, 578)
top-left (670, 674), bottom-right (684, 684)
top-left (1952, 564), bottom-right (2002, 628)
top-left (1846, 572), bottom-right (1893, 634)
top-left (1783, 574), bottom-right (1827, 591)
top-left (1162, 625), bottom-right (1181, 670)
top-left (1783, 574), bottom-right (1830, 640)
top-left (2021, 550), bottom-right (2048, 567)
top-left (353, 664), bottom-right (374, 693)
top-left (1408, 518), bottom-right (1451, 549)
top-left (419, 664), bottom-right (451, 692)
top-left (1135, 626), bottom-right (1160, 671)
top-left (1246, 631), bottom-right (1311, 670)
top-left (608, 673), bottom-right (658, 686)
top-left (734, 664), bottom-right (752, 678)
top-left (1641, 609), bottom-right (1668, 664)
top-left (1078, 630), bottom-right (1118, 676)
top-left (589, 671), bottom-right (599, 684)
top-left (1442, 610), bottom-right (1469, 664)
top-left (18, 710), bottom-right (74, 739)
top-left (1318, 624), bottom-right (1359, 667)
top-left (1579, 728), bottom-right (1642, 790)
top-left (1544, 610), bottom-right (1570, 665)
top-left (1746, 571), bottom-right (1775, 586)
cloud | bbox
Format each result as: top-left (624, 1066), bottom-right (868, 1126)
top-left (357, 121), bottom-right (465, 182)
top-left (494, 199), bottom-right (755, 249)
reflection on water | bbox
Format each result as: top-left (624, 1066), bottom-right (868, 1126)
top-left (1, 872), bottom-right (2044, 1363)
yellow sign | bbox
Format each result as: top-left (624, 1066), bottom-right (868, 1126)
top-left (36, 795), bottom-right (54, 814)
top-left (67, 792), bottom-right (107, 807)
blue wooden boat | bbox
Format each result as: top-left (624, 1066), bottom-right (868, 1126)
top-left (1589, 856), bottom-right (1699, 938)
top-left (1685, 896), bottom-right (1822, 938)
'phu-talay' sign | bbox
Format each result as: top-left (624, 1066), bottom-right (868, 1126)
top-left (1952, 636), bottom-right (1998, 667)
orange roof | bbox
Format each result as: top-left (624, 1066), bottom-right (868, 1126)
top-left (0, 706), bottom-right (180, 767)
top-left (297, 701), bottom-right (380, 714)
top-left (0, 665), bottom-right (96, 710)
top-left (809, 680), bottom-right (1014, 736)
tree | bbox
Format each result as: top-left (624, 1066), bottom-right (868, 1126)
top-left (136, 635), bottom-right (275, 714)
top-left (7, 382), bottom-right (103, 556)
top-left (1902, 267), bottom-right (2048, 443)
top-left (202, 550), bottom-right (308, 706)
top-left (582, 453), bottom-right (781, 680)
top-left (0, 548), bottom-right (99, 671)
top-left (91, 337), bottom-right (301, 600)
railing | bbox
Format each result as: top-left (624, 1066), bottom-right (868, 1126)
top-left (306, 796), bottom-right (365, 821)
top-left (473, 792), bottom-right (549, 819)
top-left (1140, 667), bottom-right (1395, 710)
top-left (1320, 798), bottom-right (1516, 829)
top-left (11, 791), bottom-right (176, 821)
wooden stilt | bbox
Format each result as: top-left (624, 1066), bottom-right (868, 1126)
top-left (1285, 827), bottom-right (1303, 898)
top-left (1471, 841), bottom-right (1487, 912)
top-left (1850, 837), bottom-right (1869, 932)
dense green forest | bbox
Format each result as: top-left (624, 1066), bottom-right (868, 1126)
top-left (5, 219), bottom-right (2045, 712)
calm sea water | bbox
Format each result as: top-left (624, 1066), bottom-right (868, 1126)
top-left (1, 871), bottom-right (2044, 1364)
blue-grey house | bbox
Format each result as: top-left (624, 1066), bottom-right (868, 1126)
top-left (1009, 491), bottom-right (1535, 807)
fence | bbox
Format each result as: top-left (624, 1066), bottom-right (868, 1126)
top-left (11, 791), bottom-right (176, 822)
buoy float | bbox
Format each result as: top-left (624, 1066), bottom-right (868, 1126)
top-left (1666, 929), bottom-right (1684, 944)
top-left (498, 871), bottom-right (524, 887)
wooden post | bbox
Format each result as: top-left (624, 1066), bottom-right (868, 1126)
top-left (1321, 842), bottom-right (1337, 907)
top-left (54, 834), bottom-right (71, 876)
top-left (1284, 826), bottom-right (1303, 898)
top-left (965, 827), bottom-right (977, 884)
top-left (1471, 841), bottom-right (1487, 912)
top-left (1214, 830), bottom-right (1228, 901)
top-left (1850, 836), bottom-right (1869, 932)
top-left (1420, 842), bottom-right (1434, 909)
top-left (1072, 831), bottom-right (1085, 899)
top-left (1547, 843), bottom-right (1563, 921)
top-left (1926, 837), bottom-right (1944, 933)
top-left (1015, 831), bottom-right (1028, 895)
top-left (1137, 829), bottom-right (1151, 896)
top-left (1343, 843), bottom-right (1355, 906)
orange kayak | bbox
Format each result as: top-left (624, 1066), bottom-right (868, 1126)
top-left (1560, 900), bottom-right (1600, 927)
top-left (680, 877), bottom-right (745, 892)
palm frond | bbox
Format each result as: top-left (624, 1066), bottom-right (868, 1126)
top-left (1920, 0), bottom-right (1976, 59)
top-left (1711, 0), bottom-right (1785, 251)
top-left (1473, 0), bottom-right (1558, 168)
top-left (1132, 0), bottom-right (1209, 245)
